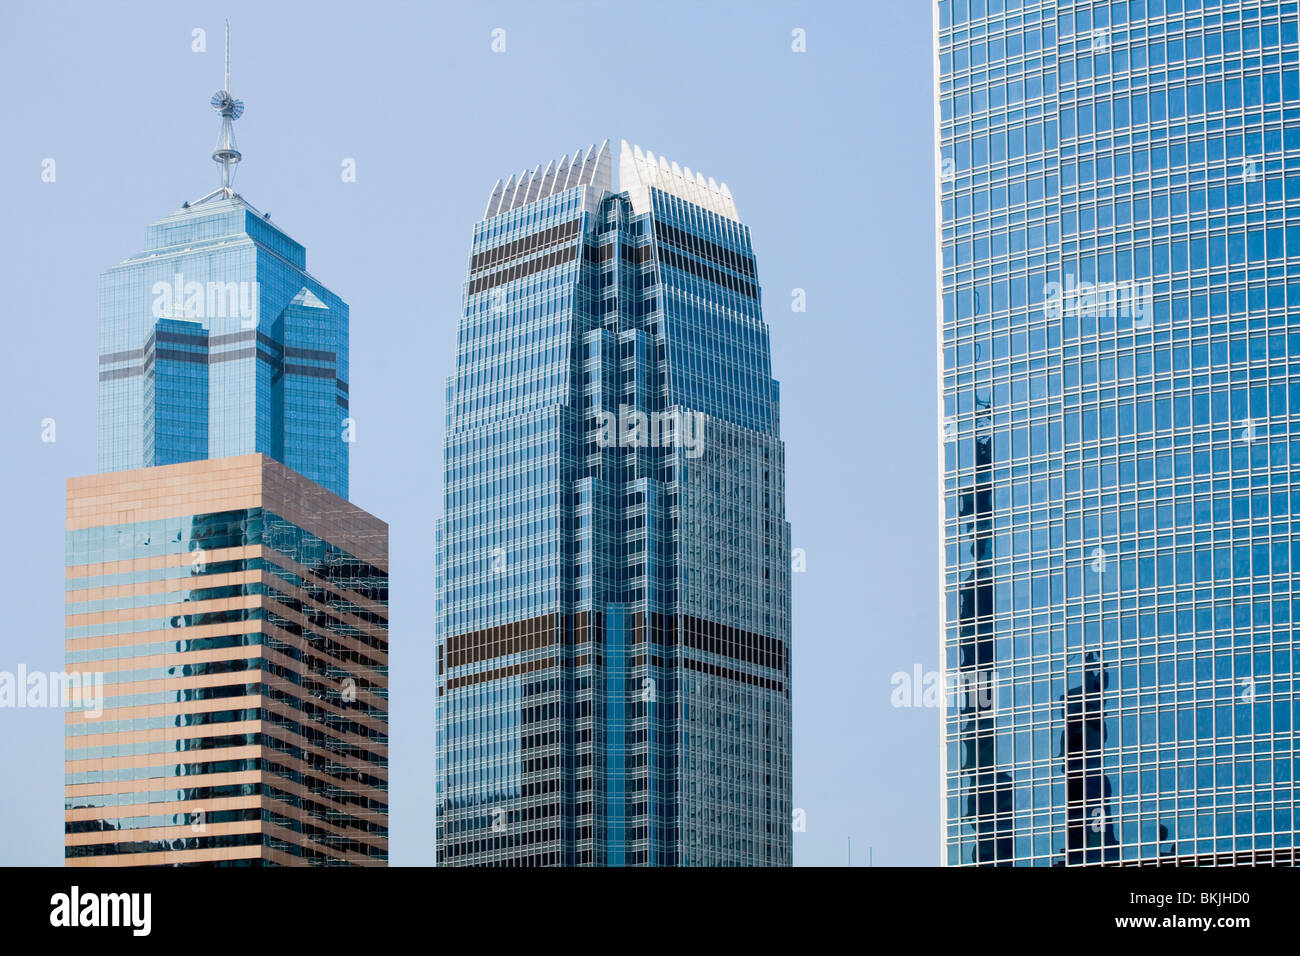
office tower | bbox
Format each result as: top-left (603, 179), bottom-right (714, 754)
top-left (65, 31), bottom-right (388, 865)
top-left (937, 0), bottom-right (1299, 865)
top-left (97, 45), bottom-right (349, 498)
top-left (65, 456), bottom-right (389, 865)
top-left (436, 141), bottom-right (791, 866)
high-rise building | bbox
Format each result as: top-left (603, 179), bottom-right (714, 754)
top-left (65, 29), bottom-right (387, 866)
top-left (436, 140), bottom-right (791, 866)
top-left (937, 0), bottom-right (1300, 865)
top-left (64, 456), bottom-right (389, 866)
top-left (97, 53), bottom-right (349, 498)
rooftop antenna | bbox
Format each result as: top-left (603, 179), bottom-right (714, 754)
top-left (209, 20), bottom-right (244, 193)
top-left (185, 21), bottom-right (263, 213)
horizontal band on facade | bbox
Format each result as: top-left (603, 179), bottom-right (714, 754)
top-left (65, 808), bottom-right (387, 859)
top-left (101, 330), bottom-right (341, 365)
top-left (582, 242), bottom-right (653, 265)
top-left (67, 698), bottom-right (387, 774)
top-left (69, 545), bottom-right (387, 630)
top-left (67, 544), bottom-right (258, 580)
top-left (64, 613), bottom-right (386, 683)
top-left (441, 610), bottom-right (786, 676)
top-left (64, 843), bottom-right (300, 867)
top-left (65, 818), bottom-right (384, 865)
top-left (66, 767), bottom-right (262, 801)
top-left (443, 655), bottom-right (555, 691)
top-left (467, 243), bottom-right (578, 296)
top-left (65, 584), bottom-right (387, 666)
top-left (656, 244), bottom-right (758, 299)
top-left (682, 656), bottom-right (784, 693)
top-left (99, 350), bottom-right (346, 393)
top-left (470, 217), bottom-right (582, 273)
top-left (443, 613), bottom-right (560, 668)
top-left (63, 645), bottom-right (387, 720)
top-left (65, 735), bottom-right (387, 795)
top-left (652, 219), bottom-right (755, 278)
top-left (66, 747), bottom-right (388, 812)
top-left (65, 708), bottom-right (389, 804)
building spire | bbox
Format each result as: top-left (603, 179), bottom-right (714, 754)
top-left (184, 21), bottom-right (264, 212)
top-left (209, 20), bottom-right (244, 193)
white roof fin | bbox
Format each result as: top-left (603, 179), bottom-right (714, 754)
top-left (616, 138), bottom-right (740, 221)
top-left (482, 143), bottom-right (613, 218)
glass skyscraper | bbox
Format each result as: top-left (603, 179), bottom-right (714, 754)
top-left (98, 183), bottom-right (349, 500)
top-left (436, 140), bottom-right (791, 866)
top-left (65, 39), bottom-right (387, 866)
top-left (938, 0), bottom-right (1300, 865)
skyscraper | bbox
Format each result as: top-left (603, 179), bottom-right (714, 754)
top-left (65, 457), bottom-right (389, 866)
top-left (436, 140), bottom-right (791, 866)
top-left (65, 30), bottom-right (388, 866)
top-left (97, 41), bottom-right (349, 498)
top-left (937, 0), bottom-right (1299, 865)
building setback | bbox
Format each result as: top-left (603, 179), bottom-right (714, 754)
top-left (436, 141), bottom-right (792, 866)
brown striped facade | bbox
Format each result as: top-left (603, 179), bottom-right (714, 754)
top-left (439, 612), bottom-right (786, 693)
top-left (64, 454), bottom-right (388, 866)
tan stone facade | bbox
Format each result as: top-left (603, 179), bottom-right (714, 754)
top-left (65, 455), bottom-right (388, 866)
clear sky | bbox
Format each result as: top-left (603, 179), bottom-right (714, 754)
top-left (0, 0), bottom-right (939, 866)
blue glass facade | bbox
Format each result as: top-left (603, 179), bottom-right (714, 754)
top-left (436, 142), bottom-right (792, 866)
top-left (98, 198), bottom-right (350, 499)
top-left (938, 0), bottom-right (1300, 865)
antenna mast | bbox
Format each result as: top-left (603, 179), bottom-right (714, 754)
top-left (186, 22), bottom-right (261, 210)
top-left (209, 20), bottom-right (244, 194)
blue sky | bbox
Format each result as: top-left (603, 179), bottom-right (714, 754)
top-left (0, 0), bottom-right (939, 866)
